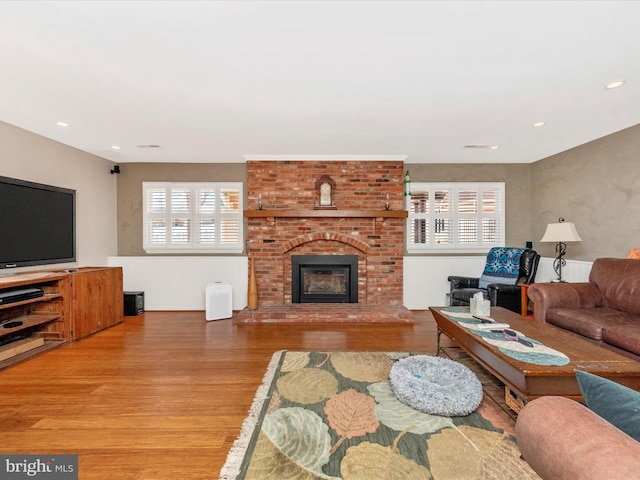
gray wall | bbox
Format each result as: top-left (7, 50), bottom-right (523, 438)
top-left (3, 118), bottom-right (637, 266)
top-left (118, 162), bottom-right (534, 256)
top-left (116, 125), bottom-right (640, 262)
top-left (0, 121), bottom-right (118, 270)
top-left (116, 163), bottom-right (246, 255)
top-left (531, 123), bottom-right (640, 261)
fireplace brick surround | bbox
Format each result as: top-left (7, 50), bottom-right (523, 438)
top-left (234, 160), bottom-right (413, 323)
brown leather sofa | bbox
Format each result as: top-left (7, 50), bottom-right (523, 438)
top-left (527, 258), bottom-right (640, 360)
top-left (515, 396), bottom-right (640, 480)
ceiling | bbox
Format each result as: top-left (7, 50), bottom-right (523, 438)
top-left (1, 1), bottom-right (639, 165)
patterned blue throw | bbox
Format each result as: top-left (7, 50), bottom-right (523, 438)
top-left (478, 247), bottom-right (526, 289)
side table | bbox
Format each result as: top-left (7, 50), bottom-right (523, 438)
top-left (521, 284), bottom-right (531, 318)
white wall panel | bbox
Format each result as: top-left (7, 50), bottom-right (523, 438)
top-left (108, 255), bottom-right (592, 312)
top-left (403, 256), bottom-right (593, 310)
top-left (403, 256), bottom-right (487, 309)
top-left (535, 257), bottom-right (592, 283)
top-left (107, 256), bottom-right (247, 311)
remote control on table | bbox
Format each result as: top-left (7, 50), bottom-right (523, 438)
top-left (476, 323), bottom-right (510, 330)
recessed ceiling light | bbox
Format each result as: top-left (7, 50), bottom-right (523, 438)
top-left (605, 80), bottom-right (625, 89)
top-left (532, 122), bottom-right (545, 127)
top-left (464, 145), bottom-right (498, 149)
top-left (111, 145), bottom-right (121, 150)
top-left (56, 121), bottom-right (69, 127)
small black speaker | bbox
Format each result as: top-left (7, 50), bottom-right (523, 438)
top-left (124, 291), bottom-right (144, 316)
top-left (526, 241), bottom-right (533, 249)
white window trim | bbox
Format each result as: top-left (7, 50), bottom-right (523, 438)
top-left (143, 182), bottom-right (244, 254)
top-left (406, 182), bottom-right (505, 254)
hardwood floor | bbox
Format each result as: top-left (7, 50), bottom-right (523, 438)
top-left (0, 311), bottom-right (457, 479)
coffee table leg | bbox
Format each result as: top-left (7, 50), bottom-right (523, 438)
top-left (436, 328), bottom-right (442, 355)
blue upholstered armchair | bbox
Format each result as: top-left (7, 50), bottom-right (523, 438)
top-left (447, 247), bottom-right (540, 314)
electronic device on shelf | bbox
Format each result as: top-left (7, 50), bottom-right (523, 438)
top-left (2, 321), bottom-right (23, 329)
top-left (0, 334), bottom-right (25, 347)
top-left (0, 287), bottom-right (44, 305)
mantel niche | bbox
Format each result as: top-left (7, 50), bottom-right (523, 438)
top-left (244, 209), bottom-right (408, 219)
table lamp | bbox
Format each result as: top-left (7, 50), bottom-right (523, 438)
top-left (540, 217), bottom-right (582, 282)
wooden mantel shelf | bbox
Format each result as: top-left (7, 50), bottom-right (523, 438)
top-left (244, 209), bottom-right (408, 218)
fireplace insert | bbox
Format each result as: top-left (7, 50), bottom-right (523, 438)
top-left (291, 255), bottom-right (358, 303)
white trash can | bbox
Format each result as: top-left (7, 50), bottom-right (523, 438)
top-left (205, 282), bottom-right (232, 321)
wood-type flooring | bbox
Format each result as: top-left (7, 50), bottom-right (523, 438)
top-left (0, 310), bottom-right (513, 479)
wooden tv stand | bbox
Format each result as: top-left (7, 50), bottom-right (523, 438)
top-left (0, 266), bottom-right (123, 370)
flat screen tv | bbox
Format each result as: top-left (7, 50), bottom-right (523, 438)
top-left (0, 176), bottom-right (76, 270)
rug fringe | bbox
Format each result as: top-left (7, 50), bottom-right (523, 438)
top-left (219, 350), bottom-right (285, 480)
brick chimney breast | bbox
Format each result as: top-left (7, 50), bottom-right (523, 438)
top-left (246, 160), bottom-right (405, 308)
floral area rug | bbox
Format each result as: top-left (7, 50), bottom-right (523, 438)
top-left (219, 351), bottom-right (540, 480)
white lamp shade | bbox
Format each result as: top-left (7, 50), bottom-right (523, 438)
top-left (540, 222), bottom-right (583, 243)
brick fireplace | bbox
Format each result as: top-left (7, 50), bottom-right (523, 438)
top-left (234, 160), bottom-right (413, 323)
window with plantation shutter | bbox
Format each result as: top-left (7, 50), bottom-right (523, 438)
top-left (406, 182), bottom-right (504, 253)
top-left (143, 182), bottom-right (243, 253)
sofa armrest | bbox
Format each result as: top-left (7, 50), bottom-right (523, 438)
top-left (447, 276), bottom-right (479, 290)
top-left (527, 282), bottom-right (601, 323)
top-left (516, 396), bottom-right (640, 480)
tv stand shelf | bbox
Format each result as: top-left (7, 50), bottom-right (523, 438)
top-left (0, 267), bottom-right (123, 370)
top-left (0, 293), bottom-right (63, 311)
top-left (1, 313), bottom-right (62, 335)
top-left (0, 337), bottom-right (66, 364)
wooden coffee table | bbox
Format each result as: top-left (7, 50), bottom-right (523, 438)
top-left (430, 306), bottom-right (640, 405)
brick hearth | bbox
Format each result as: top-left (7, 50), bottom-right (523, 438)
top-left (236, 159), bottom-right (412, 323)
top-left (234, 304), bottom-right (414, 323)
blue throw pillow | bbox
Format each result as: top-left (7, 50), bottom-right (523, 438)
top-left (575, 370), bottom-right (640, 441)
top-left (478, 247), bottom-right (525, 289)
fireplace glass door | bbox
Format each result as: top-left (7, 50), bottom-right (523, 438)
top-left (292, 255), bottom-right (358, 303)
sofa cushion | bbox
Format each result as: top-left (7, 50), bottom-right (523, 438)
top-left (589, 258), bottom-right (640, 316)
top-left (546, 307), bottom-right (637, 341)
top-left (602, 324), bottom-right (640, 356)
top-left (575, 370), bottom-right (640, 442)
top-left (478, 247), bottom-right (525, 289)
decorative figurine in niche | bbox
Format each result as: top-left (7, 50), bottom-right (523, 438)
top-left (320, 182), bottom-right (331, 205)
top-left (315, 174), bottom-right (336, 209)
